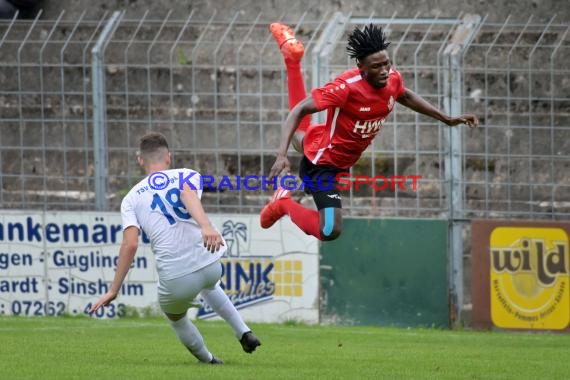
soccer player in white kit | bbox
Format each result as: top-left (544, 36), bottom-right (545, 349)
top-left (90, 132), bottom-right (260, 364)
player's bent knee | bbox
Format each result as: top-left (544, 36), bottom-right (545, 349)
top-left (292, 131), bottom-right (304, 153)
top-left (321, 227), bottom-right (341, 241)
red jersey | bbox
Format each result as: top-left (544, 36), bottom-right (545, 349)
top-left (306, 67), bottom-right (406, 169)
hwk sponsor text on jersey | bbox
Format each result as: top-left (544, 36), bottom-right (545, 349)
top-left (353, 117), bottom-right (385, 138)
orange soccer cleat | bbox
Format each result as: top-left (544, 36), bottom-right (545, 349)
top-left (270, 22), bottom-right (305, 62)
top-left (259, 186), bottom-right (291, 229)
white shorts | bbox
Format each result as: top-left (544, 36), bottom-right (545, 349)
top-left (158, 260), bottom-right (222, 314)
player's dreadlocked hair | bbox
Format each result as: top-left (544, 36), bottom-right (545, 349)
top-left (346, 24), bottom-right (391, 61)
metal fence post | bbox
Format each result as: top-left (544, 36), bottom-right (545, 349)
top-left (91, 11), bottom-right (123, 211)
top-left (0, 12), bottom-right (19, 207)
top-left (442, 14), bottom-right (481, 326)
top-left (311, 11), bottom-right (350, 125)
top-left (16, 11), bottom-right (43, 208)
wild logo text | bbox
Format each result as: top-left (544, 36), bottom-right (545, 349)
top-left (489, 227), bottom-right (569, 330)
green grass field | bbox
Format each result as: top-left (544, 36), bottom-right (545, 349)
top-left (1, 316), bottom-right (569, 380)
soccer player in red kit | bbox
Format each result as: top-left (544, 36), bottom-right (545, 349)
top-left (261, 23), bottom-right (479, 241)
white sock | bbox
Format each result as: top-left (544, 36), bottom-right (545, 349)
top-left (201, 284), bottom-right (250, 339)
top-left (169, 316), bottom-right (213, 362)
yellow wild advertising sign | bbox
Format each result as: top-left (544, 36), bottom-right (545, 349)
top-left (490, 227), bottom-right (569, 329)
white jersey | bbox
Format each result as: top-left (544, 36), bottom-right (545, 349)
top-left (121, 168), bottom-right (225, 280)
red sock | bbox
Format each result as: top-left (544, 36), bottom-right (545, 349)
top-left (278, 198), bottom-right (323, 240)
top-left (285, 59), bottom-right (310, 132)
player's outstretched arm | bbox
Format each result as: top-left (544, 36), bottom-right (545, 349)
top-left (90, 226), bottom-right (139, 313)
top-left (180, 182), bottom-right (224, 253)
top-left (396, 88), bottom-right (479, 128)
top-left (269, 96), bottom-right (319, 178)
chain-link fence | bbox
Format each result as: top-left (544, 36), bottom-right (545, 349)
top-left (1, 11), bottom-right (567, 219)
top-left (1, 10), bottom-right (568, 325)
